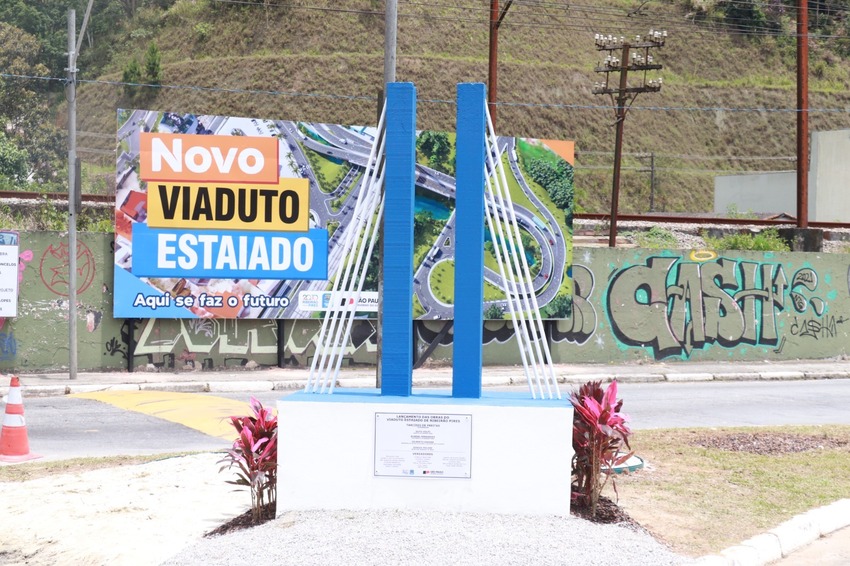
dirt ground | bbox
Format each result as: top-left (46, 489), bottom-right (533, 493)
top-left (4, 433), bottom-right (838, 564)
top-left (0, 454), bottom-right (247, 566)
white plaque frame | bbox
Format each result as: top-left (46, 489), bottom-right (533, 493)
top-left (0, 232), bottom-right (19, 318)
top-left (374, 412), bottom-right (472, 479)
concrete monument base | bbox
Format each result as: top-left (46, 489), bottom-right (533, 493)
top-left (277, 389), bottom-right (573, 516)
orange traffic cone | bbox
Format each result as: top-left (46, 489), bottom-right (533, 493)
top-left (0, 376), bottom-right (41, 462)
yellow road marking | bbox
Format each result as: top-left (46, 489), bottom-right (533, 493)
top-left (71, 391), bottom-right (252, 440)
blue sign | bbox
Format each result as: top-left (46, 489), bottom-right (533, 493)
top-left (132, 224), bottom-right (328, 280)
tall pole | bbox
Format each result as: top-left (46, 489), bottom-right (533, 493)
top-left (487, 0), bottom-right (513, 128)
top-left (592, 30), bottom-right (665, 247)
top-left (796, 0), bottom-right (809, 228)
top-left (67, 10), bottom-right (78, 380)
top-left (649, 151), bottom-right (656, 212)
top-left (609, 44), bottom-right (630, 248)
top-left (384, 0), bottom-right (397, 85)
top-left (378, 0), bottom-right (397, 385)
top-left (488, 0), bottom-right (499, 126)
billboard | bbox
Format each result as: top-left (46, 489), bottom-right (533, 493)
top-left (115, 109), bottom-right (574, 319)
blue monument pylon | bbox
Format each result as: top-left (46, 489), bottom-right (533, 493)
top-left (380, 83), bottom-right (416, 397)
top-left (380, 82), bottom-right (486, 399)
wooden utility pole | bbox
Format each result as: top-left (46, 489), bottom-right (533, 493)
top-left (592, 31), bottom-right (666, 247)
top-left (487, 0), bottom-right (513, 127)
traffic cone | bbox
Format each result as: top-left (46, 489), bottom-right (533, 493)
top-left (0, 376), bottom-right (40, 462)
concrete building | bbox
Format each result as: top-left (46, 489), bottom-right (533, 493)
top-left (714, 129), bottom-right (850, 222)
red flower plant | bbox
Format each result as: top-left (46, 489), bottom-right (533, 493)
top-left (218, 397), bottom-right (278, 523)
top-left (570, 380), bottom-right (634, 518)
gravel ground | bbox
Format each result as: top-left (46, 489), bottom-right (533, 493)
top-left (162, 509), bottom-right (693, 566)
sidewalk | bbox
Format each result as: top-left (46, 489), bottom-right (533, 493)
top-left (3, 357), bottom-right (849, 397)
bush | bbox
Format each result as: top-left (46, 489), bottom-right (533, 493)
top-left (570, 380), bottom-right (633, 519)
top-left (219, 397), bottom-right (278, 523)
top-left (635, 226), bottom-right (677, 249)
top-left (703, 227), bottom-right (790, 252)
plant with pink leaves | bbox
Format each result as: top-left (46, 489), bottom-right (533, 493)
top-left (570, 380), bottom-right (634, 519)
top-left (219, 397), bottom-right (278, 523)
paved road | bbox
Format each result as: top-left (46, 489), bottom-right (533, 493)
top-left (16, 379), bottom-right (850, 463)
top-left (21, 395), bottom-right (230, 461)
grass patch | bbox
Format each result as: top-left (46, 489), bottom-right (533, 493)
top-left (430, 260), bottom-right (454, 304)
top-left (632, 226), bottom-right (678, 249)
top-left (703, 227), bottom-right (790, 252)
top-left (301, 146), bottom-right (349, 194)
top-left (428, 261), bottom-right (508, 305)
top-left (413, 293), bottom-right (425, 318)
top-left (615, 426), bottom-right (850, 556)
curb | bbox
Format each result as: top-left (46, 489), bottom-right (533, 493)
top-left (693, 499), bottom-right (850, 565)
top-left (6, 369), bottom-right (850, 398)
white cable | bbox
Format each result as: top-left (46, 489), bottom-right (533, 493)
top-left (312, 132), bottom-right (385, 393)
top-left (315, 128), bottom-right (386, 393)
top-left (482, 168), bottom-right (539, 398)
top-left (317, 128), bottom-right (387, 392)
top-left (486, 110), bottom-right (561, 399)
top-left (318, 145), bottom-right (386, 392)
top-left (327, 192), bottom-right (386, 394)
top-left (306, 106), bottom-right (386, 393)
top-left (482, 131), bottom-right (547, 398)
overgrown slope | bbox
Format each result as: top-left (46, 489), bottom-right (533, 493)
top-left (61, 0), bottom-right (850, 213)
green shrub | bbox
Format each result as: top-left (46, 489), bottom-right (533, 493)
top-left (193, 22), bottom-right (213, 42)
top-left (635, 226), bottom-right (678, 249)
top-left (703, 227), bottom-right (790, 252)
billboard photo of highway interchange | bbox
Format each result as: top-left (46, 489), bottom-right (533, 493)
top-left (115, 109), bottom-right (574, 320)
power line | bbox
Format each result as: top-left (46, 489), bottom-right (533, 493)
top-left (4, 72), bottom-right (850, 114)
top-left (205, 0), bottom-right (850, 39)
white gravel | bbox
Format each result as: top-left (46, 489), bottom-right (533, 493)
top-left (162, 509), bottom-right (693, 566)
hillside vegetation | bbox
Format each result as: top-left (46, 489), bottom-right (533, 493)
top-left (4, 0), bottom-right (850, 215)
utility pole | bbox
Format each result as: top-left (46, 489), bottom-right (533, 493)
top-left (65, 2), bottom-right (94, 380)
top-left (487, 0), bottom-right (513, 127)
top-left (592, 30), bottom-right (666, 247)
top-left (384, 0), bottom-right (397, 85)
top-left (67, 11), bottom-right (79, 380)
top-left (377, 0), bottom-right (398, 386)
top-left (796, 0), bottom-right (808, 228)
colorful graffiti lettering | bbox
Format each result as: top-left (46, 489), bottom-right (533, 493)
top-left (551, 264), bottom-right (597, 345)
top-left (606, 255), bottom-right (830, 359)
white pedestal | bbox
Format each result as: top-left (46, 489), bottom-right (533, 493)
top-left (277, 389), bottom-right (573, 516)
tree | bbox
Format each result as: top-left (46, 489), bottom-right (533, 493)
top-left (484, 304), bottom-right (505, 320)
top-left (416, 131), bottom-right (452, 174)
top-left (0, 132), bottom-right (30, 189)
top-left (122, 57), bottom-right (142, 99)
top-left (414, 210), bottom-right (436, 241)
top-left (144, 42), bottom-right (162, 86)
top-left (544, 293), bottom-right (572, 319)
top-left (0, 23), bottom-right (65, 190)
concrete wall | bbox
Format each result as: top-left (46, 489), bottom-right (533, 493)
top-left (3, 233), bottom-right (850, 371)
top-left (714, 171), bottom-right (798, 216)
top-left (812, 129), bottom-right (850, 223)
top-left (714, 128), bottom-right (850, 222)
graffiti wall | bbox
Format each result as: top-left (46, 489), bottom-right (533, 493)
top-left (4, 233), bottom-right (850, 372)
top-left (1, 232), bottom-right (122, 372)
top-left (549, 248), bottom-right (850, 362)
